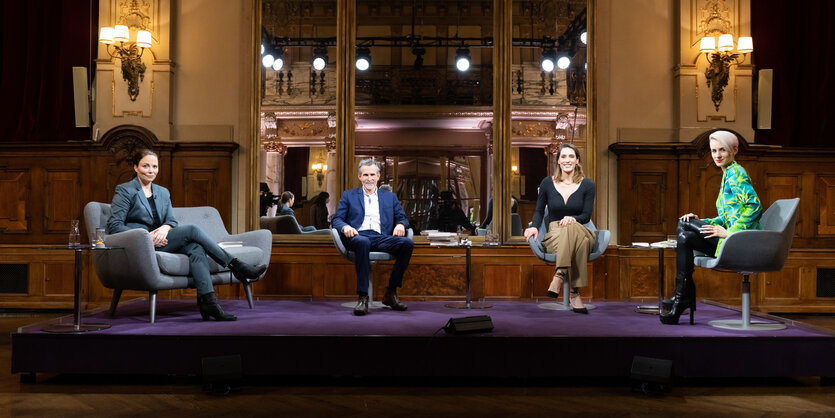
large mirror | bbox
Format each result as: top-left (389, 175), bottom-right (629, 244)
top-left (508, 0), bottom-right (588, 242)
top-left (257, 0), bottom-right (589, 242)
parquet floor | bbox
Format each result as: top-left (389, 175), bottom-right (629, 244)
top-left (2, 312), bottom-right (834, 417)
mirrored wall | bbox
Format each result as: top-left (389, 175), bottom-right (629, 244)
top-left (258, 0), bottom-right (588, 239)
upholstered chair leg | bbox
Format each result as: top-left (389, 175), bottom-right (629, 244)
top-left (242, 282), bottom-right (255, 309)
top-left (149, 290), bottom-right (157, 323)
top-left (109, 289), bottom-right (123, 317)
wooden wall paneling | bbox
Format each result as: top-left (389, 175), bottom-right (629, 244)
top-left (45, 169), bottom-right (82, 233)
top-left (531, 264), bottom-right (556, 298)
top-left (601, 251), bottom-right (621, 300)
top-left (618, 251), bottom-right (658, 301)
top-left (182, 169), bottom-right (216, 207)
top-left (764, 173), bottom-right (801, 205)
top-left (256, 262), bottom-right (314, 296)
top-left (693, 269), bottom-right (741, 305)
top-left (171, 154), bottom-right (233, 226)
top-left (617, 158), bottom-right (676, 244)
top-left (403, 249), bottom-right (467, 298)
top-left (760, 265), bottom-right (801, 302)
top-left (484, 265), bottom-right (522, 298)
top-left (0, 169), bottom-right (30, 233)
top-left (43, 262), bottom-right (75, 296)
top-left (818, 174), bottom-right (835, 235)
top-left (322, 264), bottom-right (360, 297)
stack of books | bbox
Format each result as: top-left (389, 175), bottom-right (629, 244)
top-left (426, 232), bottom-right (458, 246)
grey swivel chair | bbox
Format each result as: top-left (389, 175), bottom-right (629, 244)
top-left (695, 197), bottom-right (800, 331)
top-left (84, 202), bottom-right (271, 323)
top-left (260, 215), bottom-right (331, 235)
top-left (331, 227), bottom-right (414, 309)
top-left (529, 215), bottom-right (611, 311)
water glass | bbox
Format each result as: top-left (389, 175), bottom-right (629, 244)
top-left (95, 228), bottom-right (106, 248)
top-left (68, 220), bottom-right (81, 248)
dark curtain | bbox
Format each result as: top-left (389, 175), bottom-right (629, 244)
top-left (0, 0), bottom-right (97, 142)
top-left (283, 147), bottom-right (310, 200)
top-left (752, 0), bottom-right (835, 147)
top-left (519, 147), bottom-right (547, 201)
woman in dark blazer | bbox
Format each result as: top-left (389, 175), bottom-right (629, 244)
top-left (107, 149), bottom-right (267, 321)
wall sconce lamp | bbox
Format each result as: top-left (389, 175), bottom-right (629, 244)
top-left (99, 25), bottom-right (152, 101)
top-left (511, 165), bottom-right (519, 174)
top-left (312, 163), bottom-right (328, 186)
top-left (699, 34), bottom-right (753, 110)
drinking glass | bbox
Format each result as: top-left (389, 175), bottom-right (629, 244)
top-left (95, 228), bottom-right (106, 248)
top-left (68, 220), bottom-right (81, 248)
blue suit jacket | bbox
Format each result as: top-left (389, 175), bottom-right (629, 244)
top-left (331, 187), bottom-right (409, 235)
top-left (107, 177), bottom-right (178, 234)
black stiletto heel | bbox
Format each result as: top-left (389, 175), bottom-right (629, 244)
top-left (660, 276), bottom-right (695, 325)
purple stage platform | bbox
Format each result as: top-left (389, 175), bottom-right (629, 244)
top-left (11, 299), bottom-right (835, 379)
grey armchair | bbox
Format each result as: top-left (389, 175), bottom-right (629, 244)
top-left (529, 215), bottom-right (611, 311)
top-left (260, 215), bottom-right (331, 235)
top-left (83, 202), bottom-right (272, 323)
top-left (331, 227), bottom-right (414, 309)
top-left (695, 197), bottom-right (800, 331)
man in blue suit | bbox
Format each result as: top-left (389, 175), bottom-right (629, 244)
top-left (332, 158), bottom-right (413, 315)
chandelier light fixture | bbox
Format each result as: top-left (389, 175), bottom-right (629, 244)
top-left (699, 33), bottom-right (753, 110)
top-left (99, 24), bottom-right (152, 101)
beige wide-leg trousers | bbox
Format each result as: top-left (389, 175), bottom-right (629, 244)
top-left (541, 221), bottom-right (594, 288)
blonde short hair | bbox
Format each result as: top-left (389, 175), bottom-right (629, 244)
top-left (709, 130), bottom-right (739, 151)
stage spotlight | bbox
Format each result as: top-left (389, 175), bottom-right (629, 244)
top-left (455, 48), bottom-right (471, 72)
top-left (272, 47), bottom-right (284, 71)
top-left (412, 46), bottom-right (426, 70)
top-left (312, 47), bottom-right (328, 71)
top-left (556, 54), bottom-right (571, 70)
top-left (580, 31), bottom-right (588, 45)
top-left (540, 48), bottom-right (557, 72)
top-left (355, 47), bottom-right (371, 71)
top-left (262, 51), bottom-right (275, 68)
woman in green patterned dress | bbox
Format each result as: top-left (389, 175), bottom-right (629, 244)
top-left (660, 130), bottom-right (763, 325)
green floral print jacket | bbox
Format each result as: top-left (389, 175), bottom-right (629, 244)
top-left (702, 161), bottom-right (763, 256)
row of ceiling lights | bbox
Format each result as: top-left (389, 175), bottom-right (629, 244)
top-left (261, 31), bottom-right (586, 73)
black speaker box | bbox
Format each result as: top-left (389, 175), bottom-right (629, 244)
top-left (201, 354), bottom-right (243, 394)
top-left (630, 356), bottom-right (673, 395)
top-left (444, 315), bottom-right (493, 334)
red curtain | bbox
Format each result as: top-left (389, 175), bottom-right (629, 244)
top-left (0, 0), bottom-right (97, 142)
top-left (752, 0), bottom-right (835, 147)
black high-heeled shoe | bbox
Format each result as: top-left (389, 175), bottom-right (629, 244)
top-left (660, 277), bottom-right (696, 325)
top-left (546, 270), bottom-right (566, 299)
top-left (661, 278), bottom-right (695, 311)
top-left (569, 289), bottom-right (588, 314)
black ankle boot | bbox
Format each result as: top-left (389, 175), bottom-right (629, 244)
top-left (661, 279), bottom-right (694, 311)
top-left (228, 258), bottom-right (267, 283)
top-left (198, 292), bottom-right (237, 321)
top-left (660, 275), bottom-right (696, 325)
